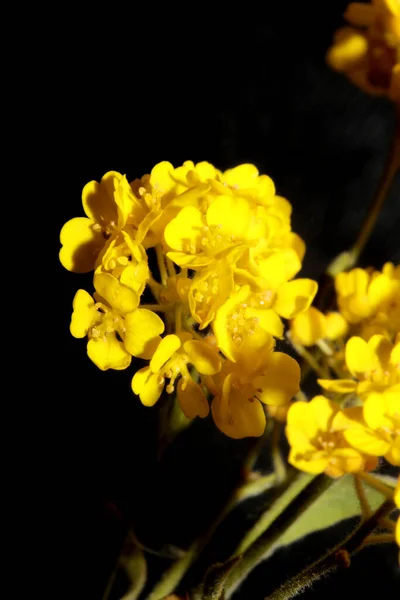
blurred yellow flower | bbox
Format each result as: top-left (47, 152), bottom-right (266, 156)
top-left (327, 0), bottom-right (400, 100)
top-left (395, 477), bottom-right (400, 545)
top-left (290, 307), bottom-right (348, 347)
top-left (318, 334), bottom-right (400, 396)
top-left (334, 386), bottom-right (400, 466)
top-left (286, 396), bottom-right (378, 477)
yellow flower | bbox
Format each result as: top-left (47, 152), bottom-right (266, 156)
top-left (70, 288), bottom-right (164, 370)
top-left (188, 259), bottom-right (235, 330)
top-left (286, 396), bottom-right (378, 477)
top-left (335, 266), bottom-right (399, 326)
top-left (318, 334), bottom-right (400, 396)
top-left (213, 281), bottom-right (317, 360)
top-left (209, 340), bottom-right (300, 439)
top-left (334, 386), bottom-right (400, 466)
top-left (327, 0), bottom-right (400, 100)
top-left (60, 172), bottom-right (135, 273)
top-left (132, 333), bottom-right (221, 415)
top-left (290, 307), bottom-right (348, 347)
top-left (95, 231), bottom-right (149, 297)
top-left (164, 195), bottom-right (266, 269)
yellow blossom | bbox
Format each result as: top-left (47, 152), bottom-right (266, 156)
top-left (286, 396), bottom-right (378, 477)
top-left (327, 0), bottom-right (400, 100)
top-left (318, 334), bottom-right (400, 396)
top-left (95, 231), bottom-right (149, 297)
top-left (213, 281), bottom-right (317, 359)
top-left (334, 386), bottom-right (400, 466)
top-left (335, 265), bottom-right (400, 326)
top-left (132, 333), bottom-right (221, 415)
top-left (290, 308), bottom-right (348, 347)
top-left (208, 337), bottom-right (300, 439)
top-left (70, 289), bottom-right (164, 370)
top-left (60, 172), bottom-right (135, 272)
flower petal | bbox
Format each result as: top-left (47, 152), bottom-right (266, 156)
top-left (290, 307), bottom-right (326, 346)
top-left (317, 379), bottom-right (358, 393)
top-left (132, 367), bottom-right (163, 406)
top-left (345, 336), bottom-right (379, 378)
top-left (183, 340), bottom-right (222, 375)
top-left (177, 378), bottom-right (209, 418)
top-left (60, 217), bottom-right (104, 273)
top-left (150, 334), bottom-right (181, 373)
top-left (87, 335), bottom-right (131, 371)
top-left (344, 428), bottom-right (390, 457)
top-left (124, 309), bottom-right (165, 359)
top-left (70, 290), bottom-right (99, 338)
top-left (274, 279), bottom-right (318, 319)
top-left (94, 272), bottom-right (139, 314)
top-left (254, 352), bottom-right (300, 406)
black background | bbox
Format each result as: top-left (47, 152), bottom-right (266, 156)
top-left (52, 1), bottom-right (400, 598)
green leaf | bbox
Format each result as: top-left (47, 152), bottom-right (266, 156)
top-left (278, 473), bottom-right (396, 548)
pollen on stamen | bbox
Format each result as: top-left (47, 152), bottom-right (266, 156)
top-left (93, 223), bottom-right (102, 232)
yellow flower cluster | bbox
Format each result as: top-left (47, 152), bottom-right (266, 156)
top-left (60, 162), bottom-right (318, 438)
top-left (327, 0), bottom-right (400, 102)
top-left (286, 263), bottom-right (400, 476)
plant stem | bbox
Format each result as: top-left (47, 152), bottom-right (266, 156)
top-left (225, 474), bottom-right (333, 598)
top-left (358, 472), bottom-right (395, 499)
top-left (286, 333), bottom-right (327, 378)
top-left (263, 498), bottom-right (394, 600)
top-left (353, 474), bottom-right (372, 519)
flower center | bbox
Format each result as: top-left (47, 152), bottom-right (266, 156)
top-left (228, 303), bottom-right (259, 347)
top-left (90, 304), bottom-right (126, 341)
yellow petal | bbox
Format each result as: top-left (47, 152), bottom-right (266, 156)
top-left (327, 447), bottom-right (365, 477)
top-left (255, 352), bottom-right (300, 406)
top-left (317, 379), bottom-right (358, 393)
top-left (274, 279), bottom-right (318, 320)
top-left (177, 378), bottom-right (209, 418)
top-left (132, 367), bottom-right (163, 407)
top-left (385, 435), bottom-right (400, 467)
top-left (150, 334), bottom-right (181, 373)
top-left (344, 428), bottom-right (390, 456)
top-left (345, 336), bottom-right (379, 378)
top-left (183, 340), bottom-right (222, 375)
top-left (87, 335), bottom-right (131, 371)
top-left (326, 28), bottom-right (368, 71)
top-left (164, 206), bottom-right (204, 252)
top-left (60, 217), bottom-right (104, 273)
top-left (290, 307), bottom-right (326, 346)
top-left (363, 392), bottom-right (389, 430)
top-left (211, 375), bottom-right (266, 439)
top-left (344, 3), bottom-right (374, 27)
top-left (245, 307), bottom-right (284, 338)
top-left (288, 449), bottom-right (328, 475)
top-left (113, 175), bottom-right (135, 229)
top-left (368, 273), bottom-right (398, 310)
top-left (286, 400), bottom-right (319, 442)
top-left (324, 312), bottom-right (348, 340)
top-left (124, 309), bottom-right (165, 359)
top-left (213, 285), bottom-right (251, 362)
top-left (70, 290), bottom-right (98, 338)
top-left (206, 195), bottom-right (251, 240)
top-left (94, 272), bottom-right (139, 314)
top-left (82, 172), bottom-right (119, 225)
top-left (309, 395), bottom-right (338, 432)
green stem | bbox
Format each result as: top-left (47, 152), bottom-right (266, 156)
top-left (263, 499), bottom-right (394, 600)
top-left (225, 474), bottom-right (334, 598)
top-left (235, 472), bottom-right (317, 556)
